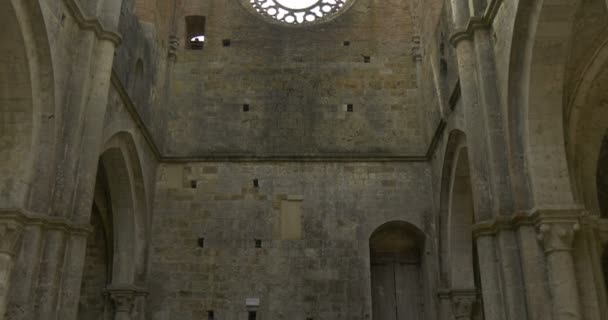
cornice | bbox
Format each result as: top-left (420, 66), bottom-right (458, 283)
top-left (0, 208), bottom-right (91, 236)
top-left (63, 0), bottom-right (122, 46)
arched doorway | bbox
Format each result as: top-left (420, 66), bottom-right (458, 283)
top-left (370, 221), bottom-right (425, 320)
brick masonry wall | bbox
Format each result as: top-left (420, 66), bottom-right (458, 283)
top-left (148, 162), bottom-right (433, 320)
top-left (165, 0), bottom-right (426, 156)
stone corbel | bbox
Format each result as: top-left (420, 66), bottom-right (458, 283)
top-left (537, 222), bottom-right (580, 253)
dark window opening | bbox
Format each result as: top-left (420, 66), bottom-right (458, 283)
top-left (346, 104), bottom-right (354, 112)
top-left (186, 16), bottom-right (206, 50)
top-left (248, 311), bottom-right (257, 320)
top-left (255, 239), bottom-right (262, 248)
top-left (222, 39), bottom-right (231, 47)
top-left (207, 310), bottom-right (214, 320)
top-left (190, 180), bottom-right (198, 189)
top-left (343, 41), bottom-right (350, 46)
top-left (253, 179), bottom-right (259, 188)
top-left (363, 55), bottom-right (371, 63)
top-left (197, 237), bottom-right (205, 248)
top-left (243, 104), bottom-right (250, 112)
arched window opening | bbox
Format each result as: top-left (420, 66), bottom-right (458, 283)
top-left (370, 221), bottom-right (425, 320)
top-left (186, 16), bottom-right (206, 50)
top-left (596, 132), bottom-right (608, 218)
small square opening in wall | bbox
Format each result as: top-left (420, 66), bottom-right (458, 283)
top-left (363, 55), bottom-right (371, 63)
top-left (207, 310), bottom-right (214, 320)
top-left (243, 104), bottom-right (250, 112)
top-left (222, 39), bottom-right (231, 47)
top-left (197, 237), bottom-right (205, 248)
top-left (346, 104), bottom-right (354, 112)
top-left (190, 180), bottom-right (197, 189)
top-left (248, 311), bottom-right (257, 320)
top-left (253, 179), bottom-right (259, 188)
top-left (343, 40), bottom-right (350, 46)
top-left (255, 239), bottom-right (262, 248)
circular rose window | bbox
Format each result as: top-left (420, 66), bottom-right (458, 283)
top-left (243, 0), bottom-right (355, 26)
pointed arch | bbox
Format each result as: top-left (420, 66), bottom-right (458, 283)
top-left (506, 0), bottom-right (582, 209)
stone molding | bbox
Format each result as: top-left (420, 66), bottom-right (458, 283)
top-left (63, 0), bottom-right (122, 46)
top-left (0, 208), bottom-right (91, 236)
top-left (472, 208), bottom-right (585, 238)
top-left (449, 0), bottom-right (503, 46)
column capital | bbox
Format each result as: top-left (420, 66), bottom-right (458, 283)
top-left (0, 217), bottom-right (24, 256)
top-left (537, 222), bottom-right (580, 253)
top-left (106, 285), bottom-right (148, 314)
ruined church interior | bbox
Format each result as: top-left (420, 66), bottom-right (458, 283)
top-left (2, 0), bottom-right (608, 319)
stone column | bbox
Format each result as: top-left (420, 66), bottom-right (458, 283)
top-left (0, 219), bottom-right (24, 320)
top-left (450, 290), bottom-right (477, 320)
top-left (537, 222), bottom-right (582, 320)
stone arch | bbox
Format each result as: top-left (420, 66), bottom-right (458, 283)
top-left (506, 0), bottom-right (582, 209)
top-left (565, 31), bottom-right (608, 217)
top-left (369, 221), bottom-right (426, 320)
top-left (0, 0), bottom-right (56, 211)
top-left (439, 130), bottom-right (484, 317)
top-left (78, 131), bottom-right (149, 316)
top-left (100, 131), bottom-right (149, 285)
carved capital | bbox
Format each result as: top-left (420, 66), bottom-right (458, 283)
top-left (106, 285), bottom-right (148, 315)
top-left (537, 222), bottom-right (580, 253)
top-left (0, 218), bottom-right (24, 256)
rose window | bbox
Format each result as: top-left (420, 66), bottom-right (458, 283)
top-left (246, 0), bottom-right (354, 26)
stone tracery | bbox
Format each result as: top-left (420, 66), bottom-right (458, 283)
top-left (249, 0), bottom-right (350, 25)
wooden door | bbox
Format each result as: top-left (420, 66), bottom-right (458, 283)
top-left (371, 262), bottom-right (422, 320)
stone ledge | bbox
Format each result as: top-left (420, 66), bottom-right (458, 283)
top-left (63, 0), bottom-right (122, 46)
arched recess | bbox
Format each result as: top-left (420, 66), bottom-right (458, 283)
top-left (0, 0), bottom-right (56, 210)
top-left (101, 132), bottom-right (149, 285)
top-left (77, 132), bottom-right (149, 317)
top-left (369, 221), bottom-right (426, 320)
top-left (439, 130), bottom-right (484, 318)
top-left (507, 0), bottom-right (582, 209)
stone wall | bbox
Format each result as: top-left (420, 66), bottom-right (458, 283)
top-left (165, 0), bottom-right (426, 157)
top-left (148, 162), bottom-right (434, 320)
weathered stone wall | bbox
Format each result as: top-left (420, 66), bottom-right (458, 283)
top-left (148, 162), bottom-right (434, 320)
top-left (165, 0), bottom-right (426, 156)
